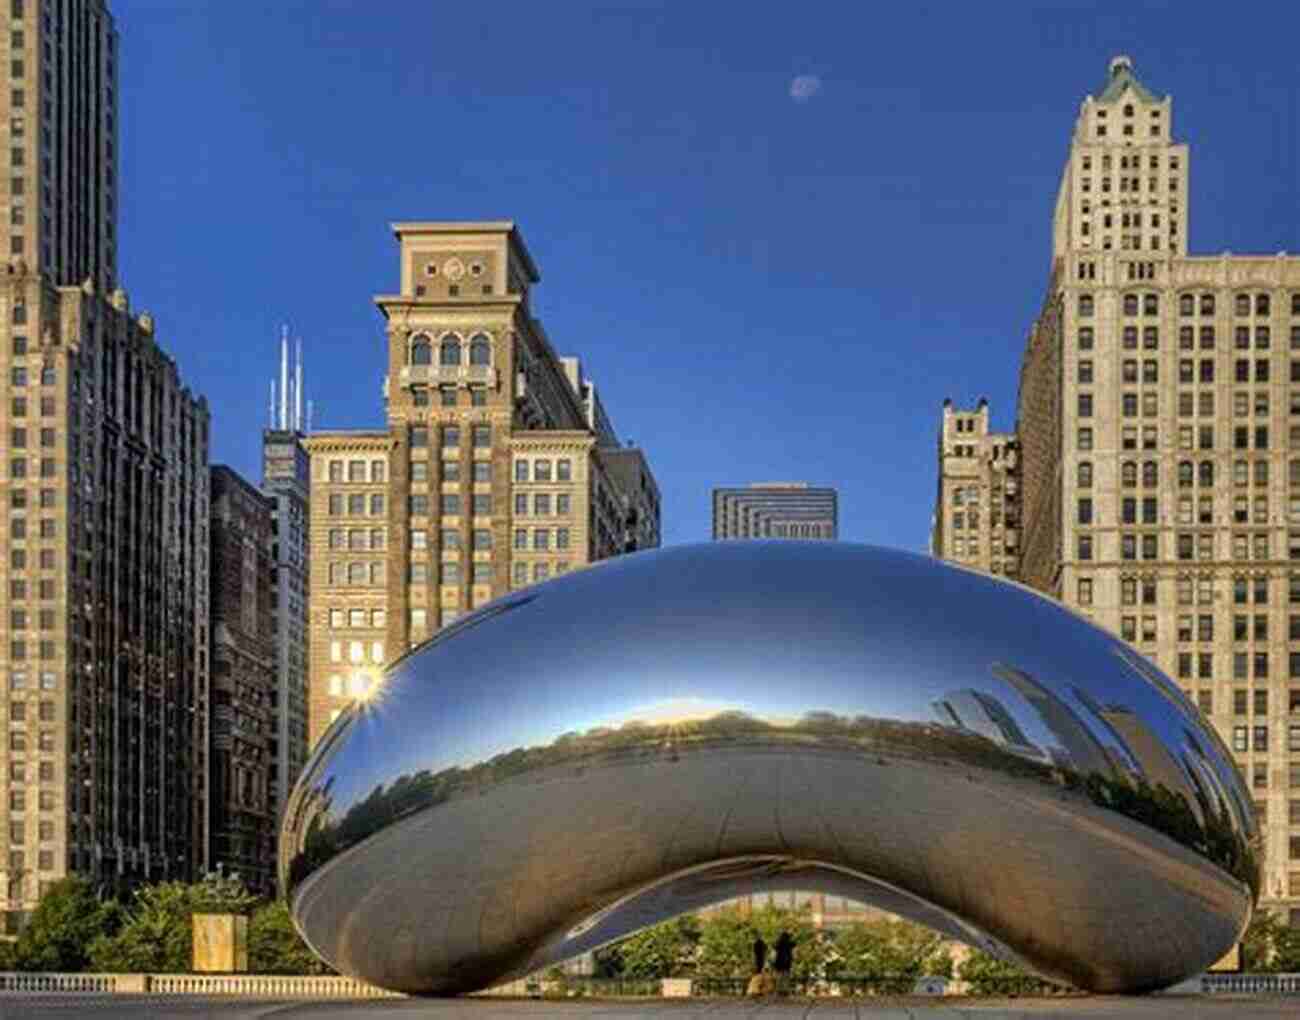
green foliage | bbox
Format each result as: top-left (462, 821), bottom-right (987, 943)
top-left (1242, 909), bottom-right (1300, 973)
top-left (957, 948), bottom-right (1045, 996)
top-left (247, 900), bottom-right (331, 975)
top-left (88, 873), bottom-right (258, 974)
top-left (827, 919), bottom-right (951, 990)
top-left (596, 915), bottom-right (700, 979)
top-left (12, 877), bottom-right (120, 973)
top-left (695, 905), bottom-right (828, 980)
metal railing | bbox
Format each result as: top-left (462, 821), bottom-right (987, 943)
top-left (1202, 973), bottom-right (1300, 995)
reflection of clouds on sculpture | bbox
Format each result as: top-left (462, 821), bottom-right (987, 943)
top-left (281, 543), bottom-right (1257, 996)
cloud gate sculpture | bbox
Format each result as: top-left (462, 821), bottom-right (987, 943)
top-left (280, 542), bottom-right (1257, 995)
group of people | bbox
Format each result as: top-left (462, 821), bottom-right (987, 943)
top-left (747, 931), bottom-right (795, 996)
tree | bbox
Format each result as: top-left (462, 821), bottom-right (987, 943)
top-left (957, 948), bottom-right (1047, 996)
top-left (696, 905), bottom-right (829, 981)
top-left (248, 900), bottom-right (331, 975)
top-left (88, 874), bottom-right (258, 974)
top-left (827, 919), bottom-right (951, 991)
top-left (12, 876), bottom-right (120, 973)
top-left (1242, 910), bottom-right (1286, 972)
top-left (596, 915), bottom-right (700, 979)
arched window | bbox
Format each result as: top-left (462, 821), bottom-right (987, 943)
top-left (410, 334), bottom-right (432, 365)
top-left (1121, 461), bottom-right (1136, 487)
top-left (469, 333), bottom-right (491, 366)
top-left (1078, 294), bottom-right (1094, 317)
top-left (1178, 461), bottom-right (1193, 488)
top-left (1142, 461), bottom-right (1158, 487)
top-left (1199, 461), bottom-right (1214, 487)
top-left (1179, 294), bottom-right (1194, 317)
top-left (1123, 294), bottom-right (1139, 316)
top-left (440, 335), bottom-right (462, 366)
top-left (1078, 462), bottom-right (1093, 488)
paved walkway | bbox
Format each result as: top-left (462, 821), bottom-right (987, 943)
top-left (1, 995), bottom-right (1298, 1019)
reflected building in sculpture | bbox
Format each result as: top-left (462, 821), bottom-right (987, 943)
top-left (932, 56), bottom-right (1300, 926)
top-left (281, 542), bottom-right (1257, 996)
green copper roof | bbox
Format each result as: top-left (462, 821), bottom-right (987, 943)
top-left (1097, 56), bottom-right (1162, 104)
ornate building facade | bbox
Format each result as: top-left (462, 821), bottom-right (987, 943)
top-left (933, 56), bottom-right (1300, 925)
top-left (930, 398), bottom-right (1020, 578)
top-left (304, 222), bottom-right (661, 745)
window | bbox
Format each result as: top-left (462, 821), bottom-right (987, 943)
top-left (556, 459), bottom-right (572, 482)
top-left (439, 335), bottom-right (462, 365)
top-left (1077, 578), bottom-right (1093, 605)
top-left (410, 334), bottom-right (432, 365)
top-left (440, 494), bottom-right (461, 515)
top-left (534, 459), bottom-right (552, 482)
top-left (441, 425), bottom-right (460, 449)
top-left (1078, 393), bottom-right (1092, 417)
top-left (1077, 498), bottom-right (1092, 525)
top-left (469, 334), bottom-right (491, 365)
top-left (1078, 462), bottom-right (1093, 488)
top-left (472, 529), bottom-right (491, 550)
top-left (473, 461), bottom-right (491, 483)
top-left (472, 424), bottom-right (491, 448)
top-left (441, 460), bottom-right (460, 482)
top-left (1079, 294), bottom-right (1094, 317)
top-left (514, 460), bottom-right (528, 482)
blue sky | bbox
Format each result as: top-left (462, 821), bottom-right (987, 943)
top-left (114, 1), bottom-right (1300, 550)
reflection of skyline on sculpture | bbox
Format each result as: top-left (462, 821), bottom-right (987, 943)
top-left (283, 542), bottom-right (1257, 997)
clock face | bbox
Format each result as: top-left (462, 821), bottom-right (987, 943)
top-left (443, 258), bottom-right (465, 281)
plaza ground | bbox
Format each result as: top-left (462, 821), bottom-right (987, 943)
top-left (0, 996), bottom-right (1298, 1019)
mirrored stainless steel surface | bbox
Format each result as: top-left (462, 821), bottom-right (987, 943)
top-left (280, 542), bottom-right (1257, 995)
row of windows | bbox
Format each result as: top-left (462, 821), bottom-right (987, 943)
top-left (409, 528), bottom-right (493, 551)
top-left (9, 395), bottom-right (57, 417)
top-left (409, 460), bottom-right (491, 482)
top-left (409, 424), bottom-right (491, 448)
top-left (325, 562), bottom-right (383, 586)
top-left (5, 732), bottom-right (55, 753)
top-left (411, 385), bottom-right (489, 408)
top-left (408, 333), bottom-right (492, 367)
top-left (327, 529), bottom-right (385, 551)
top-left (7, 518), bottom-right (56, 538)
top-left (8, 366), bottom-right (55, 386)
top-left (512, 561), bottom-right (570, 585)
top-left (327, 609), bottom-right (386, 630)
top-left (409, 562), bottom-right (495, 584)
top-left (1078, 293), bottom-right (1300, 319)
top-left (514, 458), bottom-right (573, 482)
top-left (1078, 324), bottom-right (1300, 351)
top-left (7, 820), bottom-right (57, 846)
top-left (8, 489), bottom-right (57, 509)
top-left (326, 493), bottom-right (384, 516)
top-left (7, 673), bottom-right (57, 691)
top-left (326, 640), bottom-right (385, 665)
top-left (512, 527), bottom-right (571, 551)
top-left (326, 672), bottom-right (375, 699)
top-left (5, 610), bottom-right (56, 630)
top-left (326, 460), bottom-right (386, 484)
top-left (1078, 573), bottom-right (1300, 607)
top-left (410, 493), bottom-right (492, 516)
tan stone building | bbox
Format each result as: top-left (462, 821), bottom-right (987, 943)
top-left (208, 467), bottom-right (274, 895)
top-left (931, 398), bottom-right (1020, 578)
top-left (934, 56), bottom-right (1300, 925)
top-left (304, 222), bottom-right (660, 744)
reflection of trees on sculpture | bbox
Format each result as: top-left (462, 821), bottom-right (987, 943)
top-left (284, 706), bottom-right (1258, 904)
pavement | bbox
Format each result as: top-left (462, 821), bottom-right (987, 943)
top-left (0, 996), bottom-right (1298, 1020)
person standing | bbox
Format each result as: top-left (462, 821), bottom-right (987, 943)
top-left (773, 931), bottom-right (795, 994)
top-left (752, 934), bottom-right (767, 975)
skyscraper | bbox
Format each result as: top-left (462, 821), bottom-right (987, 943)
top-left (0, 1), bottom-right (211, 929)
top-left (261, 333), bottom-right (310, 824)
top-left (932, 56), bottom-right (1300, 925)
top-left (5, 0), bottom-right (118, 290)
top-left (303, 222), bottom-right (661, 746)
top-left (712, 482), bottom-right (838, 540)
